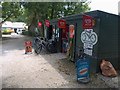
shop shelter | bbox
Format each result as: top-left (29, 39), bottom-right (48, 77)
top-left (44, 10), bottom-right (120, 73)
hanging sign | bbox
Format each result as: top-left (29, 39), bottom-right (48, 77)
top-left (69, 25), bottom-right (75, 38)
top-left (82, 15), bottom-right (93, 29)
top-left (38, 22), bottom-right (42, 27)
top-left (58, 19), bottom-right (66, 29)
top-left (45, 20), bottom-right (50, 27)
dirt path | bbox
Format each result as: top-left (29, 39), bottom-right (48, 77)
top-left (1, 34), bottom-right (110, 88)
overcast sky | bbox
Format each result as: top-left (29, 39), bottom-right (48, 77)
top-left (89, 0), bottom-right (120, 15)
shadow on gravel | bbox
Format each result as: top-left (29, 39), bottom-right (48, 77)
top-left (36, 52), bottom-right (110, 88)
top-left (1, 34), bottom-right (111, 88)
top-left (2, 37), bottom-right (18, 41)
top-left (2, 83), bottom-right (20, 88)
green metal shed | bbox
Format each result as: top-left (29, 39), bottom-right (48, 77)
top-left (49, 10), bottom-right (119, 73)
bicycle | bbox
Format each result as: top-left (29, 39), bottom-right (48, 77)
top-left (33, 37), bottom-right (42, 54)
top-left (33, 36), bottom-right (57, 54)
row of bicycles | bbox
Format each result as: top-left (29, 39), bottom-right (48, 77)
top-left (33, 36), bottom-right (57, 54)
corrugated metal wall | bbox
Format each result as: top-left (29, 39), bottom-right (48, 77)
top-left (50, 10), bottom-right (120, 72)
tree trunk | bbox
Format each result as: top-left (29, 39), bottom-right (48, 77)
top-left (50, 3), bottom-right (55, 19)
top-left (28, 23), bottom-right (36, 36)
top-left (28, 12), bottom-right (37, 36)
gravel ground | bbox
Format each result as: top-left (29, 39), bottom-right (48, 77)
top-left (0, 34), bottom-right (115, 88)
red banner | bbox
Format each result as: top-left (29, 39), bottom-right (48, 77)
top-left (82, 15), bottom-right (93, 29)
top-left (58, 19), bottom-right (66, 29)
top-left (45, 20), bottom-right (50, 27)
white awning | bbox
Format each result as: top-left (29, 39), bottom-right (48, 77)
top-left (2, 21), bottom-right (27, 29)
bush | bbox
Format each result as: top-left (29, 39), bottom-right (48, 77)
top-left (22, 30), bottom-right (29, 35)
top-left (28, 31), bottom-right (35, 36)
top-left (22, 30), bottom-right (35, 37)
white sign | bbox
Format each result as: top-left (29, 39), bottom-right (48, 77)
top-left (81, 29), bottom-right (98, 56)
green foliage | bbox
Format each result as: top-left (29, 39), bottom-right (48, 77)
top-left (22, 30), bottom-right (36, 36)
top-left (22, 2), bottom-right (90, 22)
top-left (1, 2), bottom-right (91, 36)
top-left (22, 30), bottom-right (29, 35)
top-left (2, 2), bottom-right (90, 23)
top-left (2, 2), bottom-right (22, 23)
top-left (22, 2), bottom-right (90, 35)
top-left (63, 2), bottom-right (91, 16)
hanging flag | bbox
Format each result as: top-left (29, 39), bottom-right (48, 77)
top-left (38, 22), bottom-right (42, 27)
top-left (45, 20), bottom-right (50, 27)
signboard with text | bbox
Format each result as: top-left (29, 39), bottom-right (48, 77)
top-left (82, 15), bottom-right (93, 29)
top-left (25, 41), bottom-right (32, 53)
top-left (58, 19), bottom-right (66, 29)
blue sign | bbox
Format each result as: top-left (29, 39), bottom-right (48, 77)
top-left (76, 57), bottom-right (90, 82)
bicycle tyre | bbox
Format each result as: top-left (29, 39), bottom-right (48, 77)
top-left (47, 43), bottom-right (57, 53)
top-left (34, 43), bottom-right (42, 54)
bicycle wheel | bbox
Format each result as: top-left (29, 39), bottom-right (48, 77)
top-left (34, 43), bottom-right (42, 54)
top-left (47, 43), bottom-right (57, 53)
top-left (33, 37), bottom-right (39, 49)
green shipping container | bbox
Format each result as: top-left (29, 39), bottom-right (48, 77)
top-left (50, 10), bottom-right (119, 73)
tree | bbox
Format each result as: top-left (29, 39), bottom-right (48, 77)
top-left (0, 2), bottom-right (90, 37)
top-left (0, 2), bottom-right (24, 38)
top-left (22, 2), bottom-right (90, 36)
top-left (22, 2), bottom-right (49, 36)
top-left (1, 2), bottom-right (22, 24)
top-left (63, 2), bottom-right (90, 16)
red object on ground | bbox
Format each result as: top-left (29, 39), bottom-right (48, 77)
top-left (82, 15), bottom-right (93, 29)
top-left (58, 19), bottom-right (66, 29)
top-left (25, 41), bottom-right (32, 46)
top-left (100, 60), bottom-right (118, 77)
top-left (25, 41), bottom-right (32, 53)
